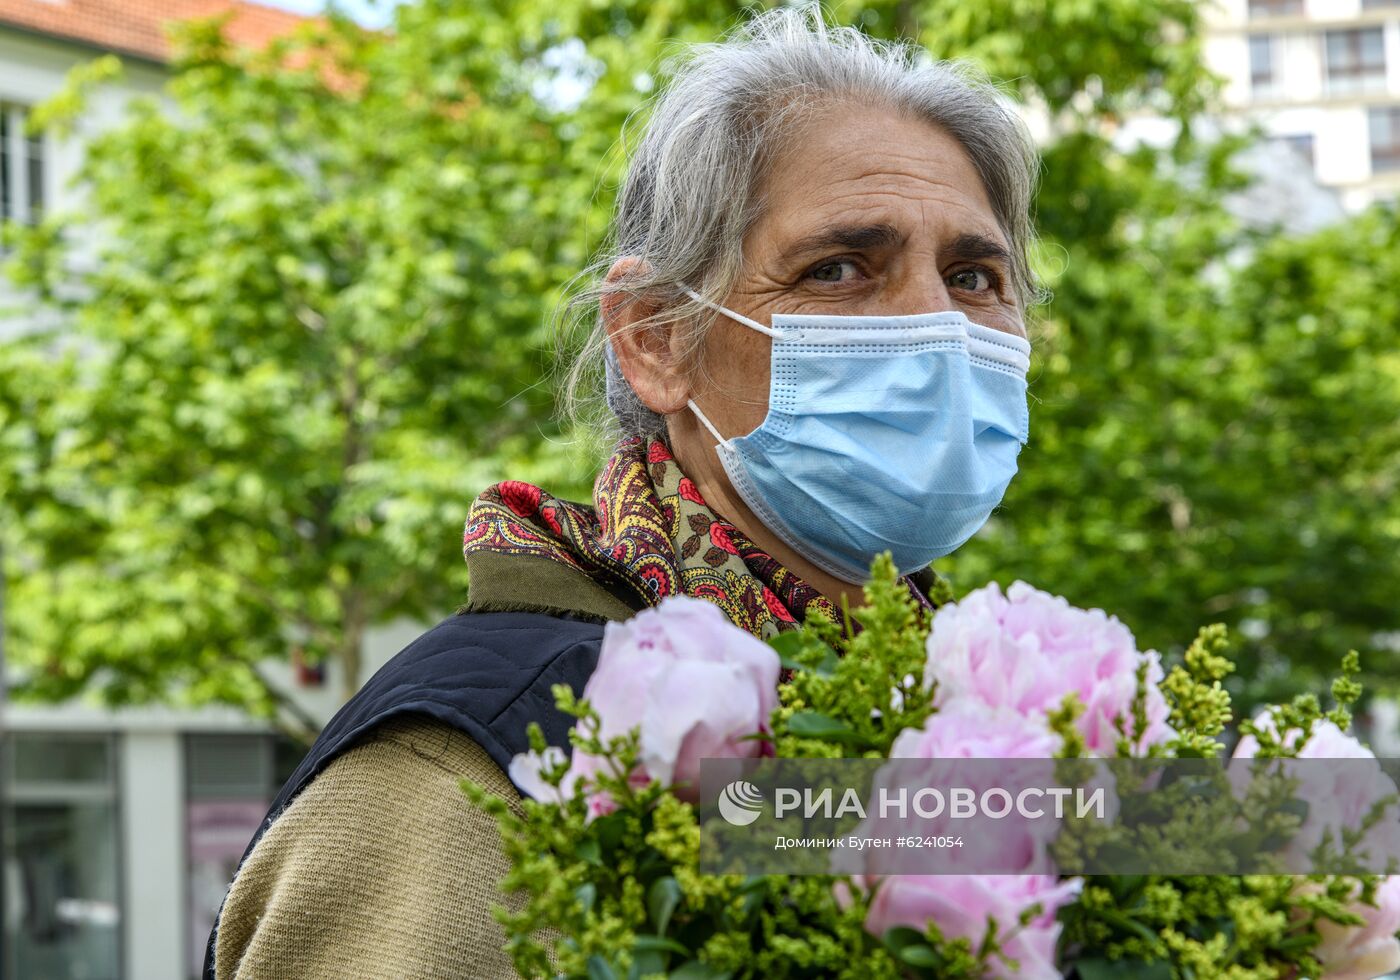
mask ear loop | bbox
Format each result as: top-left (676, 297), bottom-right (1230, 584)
top-left (678, 284), bottom-right (780, 446)
top-left (681, 286), bottom-right (782, 338)
top-left (686, 398), bottom-right (729, 447)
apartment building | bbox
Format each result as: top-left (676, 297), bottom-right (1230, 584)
top-left (1204, 0), bottom-right (1400, 210)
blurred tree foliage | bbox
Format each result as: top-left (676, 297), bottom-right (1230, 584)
top-left (1, 0), bottom-right (1395, 733)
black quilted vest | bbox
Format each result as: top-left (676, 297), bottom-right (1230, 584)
top-left (201, 610), bottom-right (605, 980)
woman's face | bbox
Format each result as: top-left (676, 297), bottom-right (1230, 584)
top-left (605, 104), bottom-right (1028, 601)
top-left (688, 104), bottom-right (1026, 439)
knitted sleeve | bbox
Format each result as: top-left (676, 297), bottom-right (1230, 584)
top-left (212, 714), bottom-right (524, 979)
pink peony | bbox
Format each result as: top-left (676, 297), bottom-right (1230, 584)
top-left (924, 581), bottom-right (1173, 755)
top-left (510, 595), bottom-right (780, 805)
top-left (1311, 876), bottom-right (1400, 980)
top-left (1231, 716), bottom-right (1400, 875)
top-left (890, 698), bottom-right (1064, 761)
top-left (839, 702), bottom-right (1066, 878)
top-left (837, 701), bottom-right (1081, 977)
top-left (1232, 715), bottom-right (1400, 978)
top-left (860, 874), bottom-right (1081, 980)
top-left (508, 745), bottom-right (577, 804)
top-left (1233, 715), bottom-right (1375, 762)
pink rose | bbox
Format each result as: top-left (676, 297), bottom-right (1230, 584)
top-left (924, 581), bottom-right (1173, 755)
top-left (510, 595), bottom-right (779, 805)
top-left (859, 874), bottom-right (1081, 980)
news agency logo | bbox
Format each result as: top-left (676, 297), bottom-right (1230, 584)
top-left (717, 780), bottom-right (765, 826)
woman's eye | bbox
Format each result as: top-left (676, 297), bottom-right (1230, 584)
top-left (948, 268), bottom-right (993, 291)
top-left (809, 260), bottom-right (860, 283)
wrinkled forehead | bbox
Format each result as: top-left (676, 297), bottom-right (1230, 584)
top-left (747, 108), bottom-right (1008, 259)
top-left (750, 106), bottom-right (1013, 264)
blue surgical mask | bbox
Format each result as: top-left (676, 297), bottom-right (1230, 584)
top-left (682, 288), bottom-right (1031, 584)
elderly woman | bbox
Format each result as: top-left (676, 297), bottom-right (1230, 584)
top-left (205, 9), bottom-right (1036, 979)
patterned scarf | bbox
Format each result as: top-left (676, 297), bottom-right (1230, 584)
top-left (462, 437), bottom-right (848, 639)
top-left (462, 434), bottom-right (940, 635)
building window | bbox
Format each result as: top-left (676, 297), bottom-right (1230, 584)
top-left (2, 733), bottom-right (122, 980)
top-left (1275, 133), bottom-right (1317, 171)
top-left (0, 103), bottom-right (45, 226)
top-left (1325, 28), bottom-right (1387, 94)
top-left (1249, 34), bottom-right (1278, 95)
top-left (1371, 106), bottom-right (1400, 173)
top-left (1248, 0), bottom-right (1303, 16)
top-left (185, 733), bottom-right (301, 978)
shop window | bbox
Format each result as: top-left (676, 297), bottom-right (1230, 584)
top-left (185, 733), bottom-right (302, 977)
top-left (2, 732), bottom-right (122, 980)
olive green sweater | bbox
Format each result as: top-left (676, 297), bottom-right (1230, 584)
top-left (212, 714), bottom-right (523, 979)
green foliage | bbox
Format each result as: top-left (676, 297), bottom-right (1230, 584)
top-left (462, 561), bottom-right (1020, 979)
top-left (0, 1), bottom-right (726, 726)
top-left (772, 554), bottom-right (939, 759)
top-left (464, 696), bottom-right (916, 979)
top-left (1, 0), bottom-right (1393, 732)
top-left (946, 156), bottom-right (1400, 715)
top-left (1161, 624), bottom-right (1235, 758)
top-left (1057, 651), bottom-right (1391, 979)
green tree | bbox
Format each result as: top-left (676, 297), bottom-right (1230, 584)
top-left (954, 199), bottom-right (1400, 708)
top-left (4, 0), bottom-right (1392, 733)
top-left (0, 3), bottom-right (677, 735)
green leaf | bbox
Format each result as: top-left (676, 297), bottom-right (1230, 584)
top-left (632, 934), bottom-right (690, 956)
top-left (785, 711), bottom-right (874, 748)
top-left (627, 950), bottom-right (666, 979)
top-left (646, 876), bottom-right (681, 936)
top-left (669, 963), bottom-right (732, 980)
top-left (897, 944), bottom-right (940, 968)
top-left (1073, 957), bottom-right (1172, 980)
top-left (575, 838), bottom-right (602, 866)
top-left (767, 631), bottom-right (809, 658)
top-left (574, 882), bottom-right (596, 914)
top-left (882, 925), bottom-right (927, 953)
top-left (586, 954), bottom-right (619, 980)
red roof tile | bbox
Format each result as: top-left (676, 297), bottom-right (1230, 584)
top-left (0, 0), bottom-right (312, 63)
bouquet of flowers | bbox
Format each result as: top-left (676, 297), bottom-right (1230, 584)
top-left (464, 556), bottom-right (1400, 979)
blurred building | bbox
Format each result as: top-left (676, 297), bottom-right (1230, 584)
top-left (1204, 0), bottom-right (1400, 211)
top-left (2, 621), bottom-right (417, 980)
top-left (0, 7), bottom-right (422, 980)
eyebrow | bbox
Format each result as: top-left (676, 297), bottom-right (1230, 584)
top-left (946, 233), bottom-right (1012, 265)
top-left (784, 224), bottom-right (1012, 266)
top-left (786, 222), bottom-right (903, 258)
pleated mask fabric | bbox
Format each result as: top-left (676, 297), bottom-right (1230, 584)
top-left (684, 292), bottom-right (1030, 583)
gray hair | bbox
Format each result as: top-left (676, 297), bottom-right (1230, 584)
top-left (559, 6), bottom-right (1041, 442)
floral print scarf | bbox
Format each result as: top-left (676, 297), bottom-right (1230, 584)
top-left (462, 437), bottom-right (846, 639)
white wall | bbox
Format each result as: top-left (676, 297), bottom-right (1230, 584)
top-left (0, 29), bottom-right (166, 339)
top-left (120, 732), bottom-right (184, 980)
top-left (1309, 0), bottom-right (1363, 18)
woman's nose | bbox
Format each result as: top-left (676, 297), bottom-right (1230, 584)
top-left (897, 276), bottom-right (955, 315)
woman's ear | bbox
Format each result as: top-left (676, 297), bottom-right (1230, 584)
top-left (601, 258), bottom-right (692, 415)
